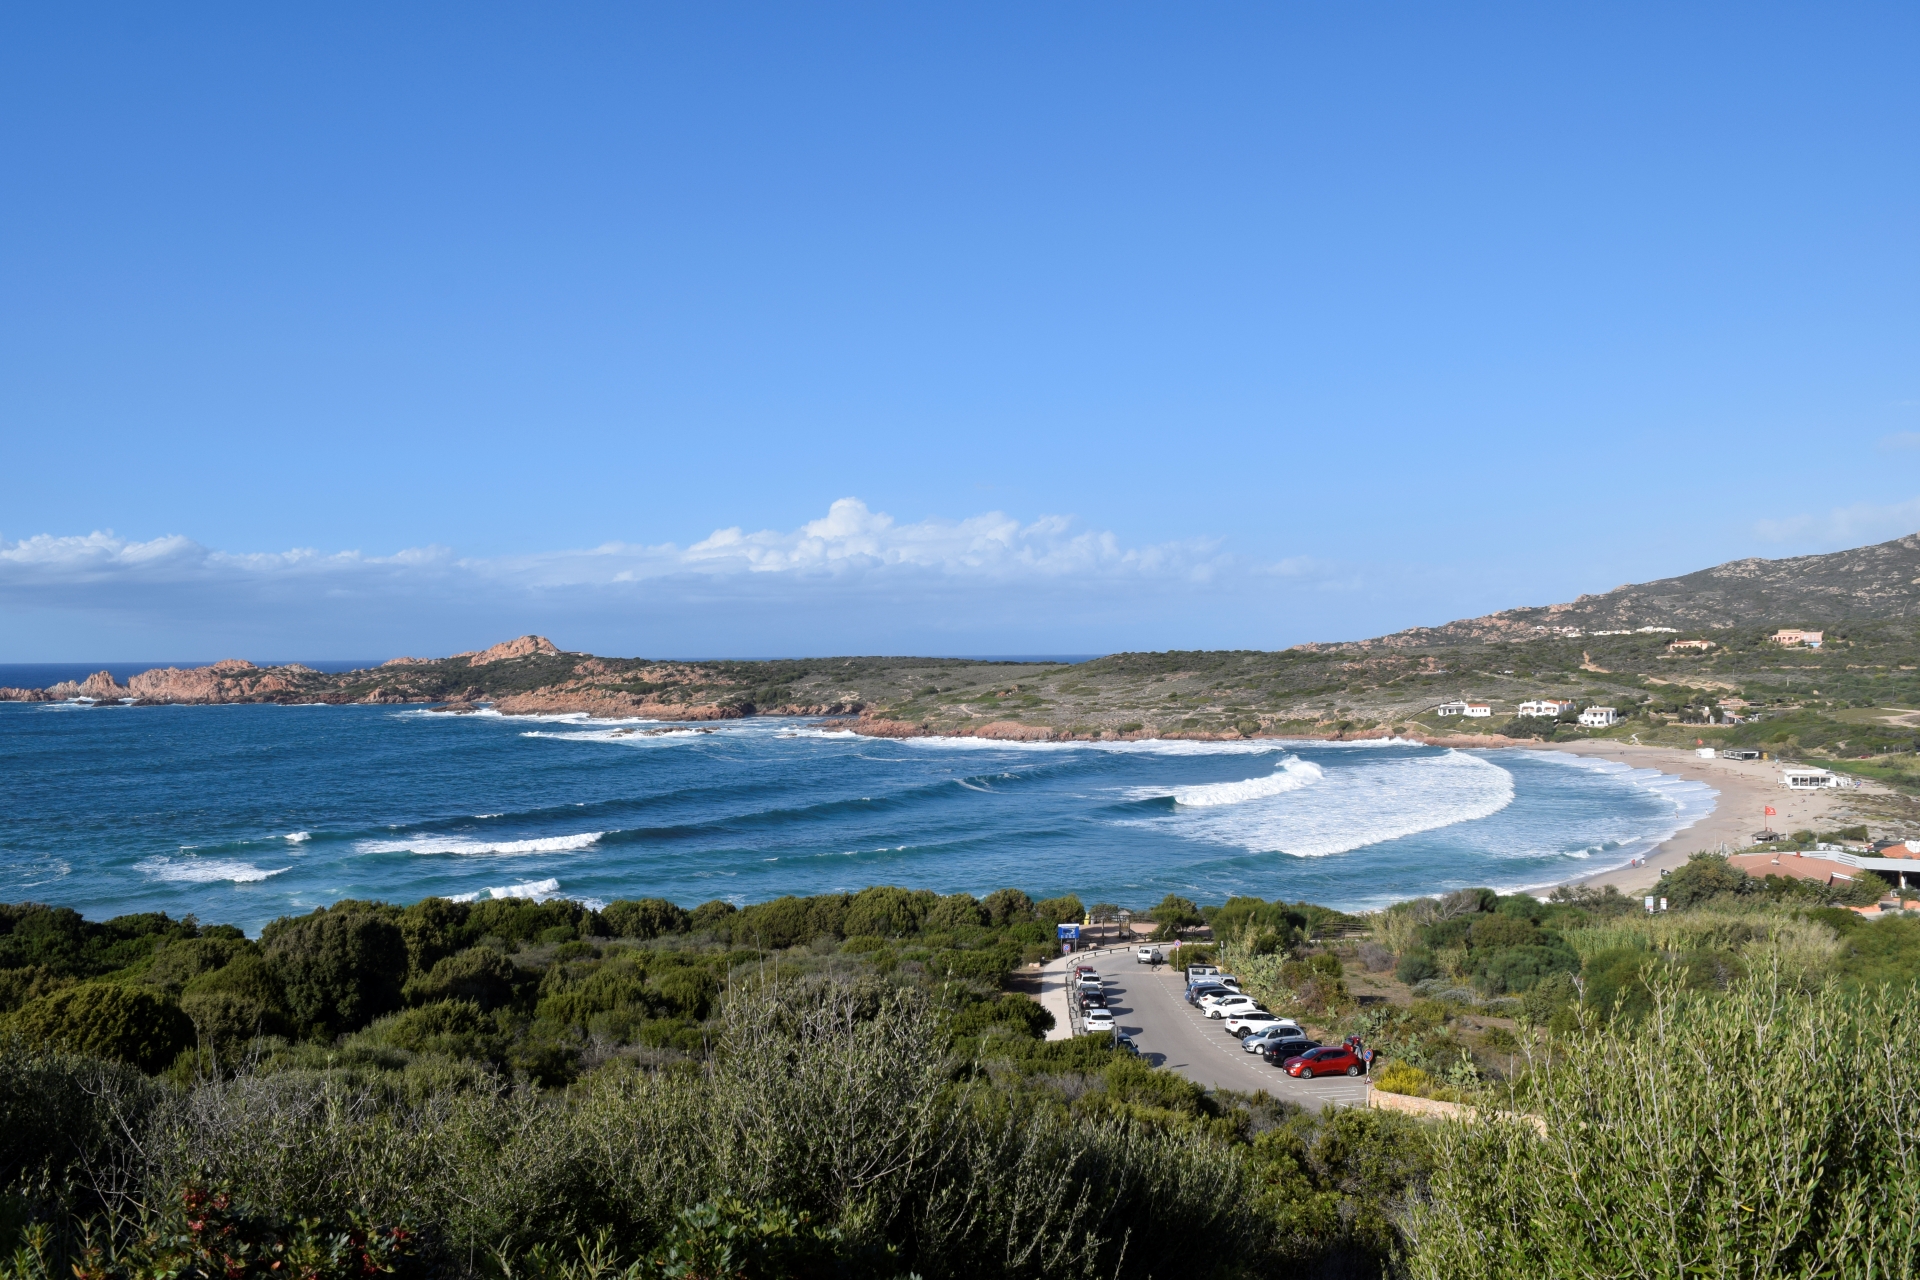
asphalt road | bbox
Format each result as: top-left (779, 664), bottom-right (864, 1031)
top-left (1050, 947), bottom-right (1371, 1110)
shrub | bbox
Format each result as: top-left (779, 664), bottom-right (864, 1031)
top-left (1395, 950), bottom-right (1439, 985)
top-left (404, 946), bottom-right (518, 1010)
top-left (980, 888), bottom-right (1035, 926)
top-left (690, 900), bottom-right (739, 932)
top-left (1370, 1059), bottom-right (1436, 1098)
top-left (1406, 972), bottom-right (1920, 1278)
top-left (8, 983), bottom-right (193, 1073)
top-left (260, 904), bottom-right (407, 1040)
top-left (1661, 852), bottom-right (1756, 909)
top-left (923, 894), bottom-right (987, 932)
top-left (601, 897), bottom-right (692, 940)
top-left (1032, 895), bottom-right (1086, 926)
top-left (843, 887), bottom-right (935, 938)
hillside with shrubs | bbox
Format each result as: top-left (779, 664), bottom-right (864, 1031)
top-left (3, 857), bottom-right (1920, 1279)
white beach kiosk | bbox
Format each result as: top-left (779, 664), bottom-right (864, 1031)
top-left (1783, 766), bottom-right (1842, 790)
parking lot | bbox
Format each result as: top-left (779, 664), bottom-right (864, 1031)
top-left (1044, 947), bottom-right (1371, 1109)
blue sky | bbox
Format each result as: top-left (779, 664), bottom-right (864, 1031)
top-left (2, 4), bottom-right (1916, 660)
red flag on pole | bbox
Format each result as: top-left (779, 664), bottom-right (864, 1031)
top-left (1765, 806), bottom-right (1776, 817)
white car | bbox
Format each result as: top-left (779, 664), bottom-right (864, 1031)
top-left (1137, 947), bottom-right (1161, 964)
top-left (1084, 1008), bottom-right (1116, 1033)
top-left (1202, 994), bottom-right (1259, 1018)
top-left (1236, 1020), bottom-right (1304, 1047)
top-left (1224, 1011), bottom-right (1292, 1036)
top-left (1075, 974), bottom-right (1103, 992)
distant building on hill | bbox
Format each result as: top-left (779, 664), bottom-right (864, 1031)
top-left (1578, 706), bottom-right (1618, 727)
top-left (1771, 629), bottom-right (1824, 648)
top-left (1669, 638), bottom-right (1714, 651)
top-left (1463, 703), bottom-right (1491, 718)
top-left (1516, 699), bottom-right (1575, 718)
top-left (1433, 701), bottom-right (1469, 717)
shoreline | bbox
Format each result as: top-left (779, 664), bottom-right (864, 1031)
top-left (8, 699), bottom-right (1876, 903)
top-left (1524, 740), bottom-right (1886, 897)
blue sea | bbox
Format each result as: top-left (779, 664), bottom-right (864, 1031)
top-left (0, 701), bottom-right (1717, 934)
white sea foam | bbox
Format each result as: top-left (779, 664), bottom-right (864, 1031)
top-left (1522, 752), bottom-right (1720, 864)
top-left (136, 856), bottom-right (290, 884)
top-left (355, 832), bottom-right (605, 857)
top-left (521, 727), bottom-right (710, 746)
top-left (444, 876), bottom-right (605, 910)
top-left (1125, 748), bottom-right (1515, 857)
top-left (1161, 756), bottom-right (1326, 806)
top-left (284, 831), bottom-right (311, 843)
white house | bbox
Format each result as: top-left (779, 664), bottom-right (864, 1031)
top-left (1433, 702), bottom-right (1469, 717)
top-left (1463, 703), bottom-right (1492, 718)
top-left (1578, 706), bottom-right (1619, 727)
top-left (1783, 767), bottom-right (1840, 790)
top-left (1516, 699), bottom-right (1574, 718)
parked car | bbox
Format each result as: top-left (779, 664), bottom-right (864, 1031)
top-left (1224, 1011), bottom-right (1294, 1036)
top-left (1137, 947), bottom-right (1161, 965)
top-left (1186, 983), bottom-right (1230, 1006)
top-left (1075, 973), bottom-right (1103, 991)
top-left (1241, 1025), bottom-right (1305, 1053)
top-left (1260, 1036), bottom-right (1319, 1064)
top-left (1084, 1008), bottom-right (1116, 1033)
top-left (1201, 994), bottom-right (1259, 1018)
top-left (1078, 991), bottom-right (1107, 1010)
top-left (1114, 1032), bottom-right (1140, 1055)
top-left (1185, 964), bottom-right (1221, 983)
top-left (1215, 975), bottom-right (1243, 991)
top-left (1281, 1045), bottom-right (1366, 1079)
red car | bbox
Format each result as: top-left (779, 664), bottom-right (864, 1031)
top-left (1281, 1045), bottom-right (1366, 1079)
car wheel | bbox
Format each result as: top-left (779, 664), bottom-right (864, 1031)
top-left (1346, 1065), bottom-right (1361, 1077)
top-left (1299, 1067), bottom-right (1314, 1079)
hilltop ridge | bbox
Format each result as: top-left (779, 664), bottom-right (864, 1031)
top-left (1313, 532), bottom-right (1920, 651)
top-left (10, 532), bottom-right (1920, 756)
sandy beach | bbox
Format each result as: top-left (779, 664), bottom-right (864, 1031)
top-left (1533, 741), bottom-right (1894, 897)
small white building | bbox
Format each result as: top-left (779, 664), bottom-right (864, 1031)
top-left (1783, 767), bottom-right (1840, 790)
top-left (1433, 702), bottom-right (1469, 717)
top-left (1516, 699), bottom-right (1574, 718)
top-left (1578, 706), bottom-right (1619, 727)
top-left (1463, 703), bottom-right (1492, 718)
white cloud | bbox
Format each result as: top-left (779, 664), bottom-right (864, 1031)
top-left (0, 498), bottom-right (1248, 615)
top-left (1751, 496), bottom-right (1920, 547)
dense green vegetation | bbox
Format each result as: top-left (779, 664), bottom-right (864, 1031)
top-left (6, 856), bottom-right (1920, 1278)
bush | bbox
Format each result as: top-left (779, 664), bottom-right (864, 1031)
top-left (1395, 950), bottom-right (1439, 985)
top-left (1660, 853), bottom-right (1756, 909)
top-left (689, 900), bottom-right (739, 932)
top-left (1370, 1059), bottom-right (1437, 1098)
top-left (260, 905), bottom-right (407, 1040)
top-left (1406, 972), bottom-right (1920, 1278)
top-left (980, 889), bottom-right (1035, 926)
top-left (7, 983), bottom-right (194, 1073)
top-left (1032, 895), bottom-right (1086, 926)
top-left (601, 897), bottom-right (692, 939)
top-left (923, 894), bottom-right (987, 932)
top-left (404, 946), bottom-right (518, 1010)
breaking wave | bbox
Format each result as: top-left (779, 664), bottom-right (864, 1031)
top-left (1164, 757), bottom-right (1325, 806)
top-left (355, 832), bottom-right (605, 857)
top-left (448, 877), bottom-right (606, 910)
top-left (1131, 749), bottom-right (1515, 858)
top-left (135, 856), bottom-right (290, 884)
top-left (284, 831), bottom-right (311, 843)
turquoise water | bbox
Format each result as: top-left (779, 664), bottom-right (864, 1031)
top-left (0, 702), bottom-right (1715, 933)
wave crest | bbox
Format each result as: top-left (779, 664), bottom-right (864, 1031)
top-left (136, 856), bottom-right (290, 884)
top-left (355, 832), bottom-right (604, 857)
top-left (1168, 757), bottom-right (1325, 806)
